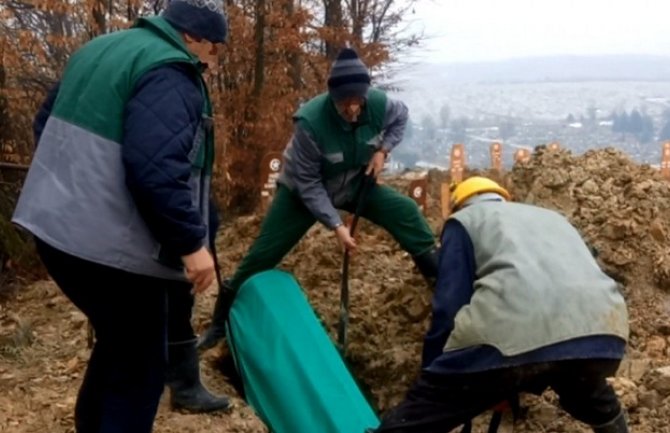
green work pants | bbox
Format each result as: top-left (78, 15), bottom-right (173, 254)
top-left (228, 184), bottom-right (436, 290)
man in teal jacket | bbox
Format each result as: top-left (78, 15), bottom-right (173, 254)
top-left (14, 1), bottom-right (229, 431)
top-left (199, 48), bottom-right (439, 350)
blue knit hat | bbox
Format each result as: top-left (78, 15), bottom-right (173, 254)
top-left (163, 0), bottom-right (228, 44)
top-left (327, 48), bottom-right (371, 101)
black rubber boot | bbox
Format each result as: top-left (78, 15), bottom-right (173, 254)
top-left (197, 280), bottom-right (234, 351)
top-left (167, 339), bottom-right (231, 413)
top-left (592, 411), bottom-right (629, 433)
top-left (412, 247), bottom-right (439, 288)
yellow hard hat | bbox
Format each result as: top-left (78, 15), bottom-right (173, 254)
top-left (451, 176), bottom-right (511, 210)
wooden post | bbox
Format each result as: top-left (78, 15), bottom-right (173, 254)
top-left (259, 152), bottom-right (283, 211)
top-left (408, 177), bottom-right (428, 213)
top-left (442, 144), bottom-right (466, 219)
top-left (662, 141), bottom-right (670, 180)
top-left (450, 144), bottom-right (465, 183)
top-left (514, 148), bottom-right (531, 164)
top-left (490, 142), bottom-right (503, 171)
top-left (440, 183), bottom-right (451, 220)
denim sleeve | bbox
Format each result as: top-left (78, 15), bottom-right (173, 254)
top-left (422, 219), bottom-right (476, 367)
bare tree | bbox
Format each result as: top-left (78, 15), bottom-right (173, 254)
top-left (253, 0), bottom-right (266, 97)
top-left (323, 0), bottom-right (344, 60)
top-left (284, 0), bottom-right (303, 90)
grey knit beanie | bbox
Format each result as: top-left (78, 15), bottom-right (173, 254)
top-left (327, 48), bottom-right (371, 101)
top-left (163, 0), bottom-right (228, 44)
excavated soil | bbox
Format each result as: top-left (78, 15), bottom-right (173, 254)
top-left (2, 147), bottom-right (670, 432)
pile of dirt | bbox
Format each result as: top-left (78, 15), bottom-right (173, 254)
top-left (2, 147), bottom-right (670, 432)
top-left (509, 146), bottom-right (670, 293)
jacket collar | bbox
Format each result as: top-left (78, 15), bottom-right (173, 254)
top-left (133, 16), bottom-right (202, 67)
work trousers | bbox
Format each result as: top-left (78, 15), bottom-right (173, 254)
top-left (229, 184), bottom-right (436, 290)
top-left (375, 359), bottom-right (623, 433)
top-left (36, 239), bottom-right (194, 433)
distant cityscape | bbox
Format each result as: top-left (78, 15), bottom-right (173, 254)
top-left (389, 109), bottom-right (669, 171)
top-left (387, 55), bottom-right (670, 171)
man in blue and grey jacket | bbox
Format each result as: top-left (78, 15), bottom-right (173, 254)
top-left (14, 1), bottom-right (230, 431)
top-left (198, 48), bottom-right (439, 350)
top-left (374, 176), bottom-right (630, 433)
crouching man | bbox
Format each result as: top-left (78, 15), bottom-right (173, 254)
top-left (373, 176), bottom-right (630, 433)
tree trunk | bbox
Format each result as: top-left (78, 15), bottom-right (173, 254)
top-left (128, 0), bottom-right (139, 21)
top-left (285, 0), bottom-right (302, 91)
top-left (0, 38), bottom-right (10, 150)
top-left (324, 0), bottom-right (343, 61)
top-left (253, 0), bottom-right (266, 98)
top-left (351, 0), bottom-right (364, 44)
top-left (91, 0), bottom-right (108, 36)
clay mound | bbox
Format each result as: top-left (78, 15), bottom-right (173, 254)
top-left (509, 146), bottom-right (670, 292)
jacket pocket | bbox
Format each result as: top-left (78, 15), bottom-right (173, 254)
top-left (324, 151), bottom-right (344, 163)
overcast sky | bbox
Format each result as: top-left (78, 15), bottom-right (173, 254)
top-left (407, 0), bottom-right (670, 63)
